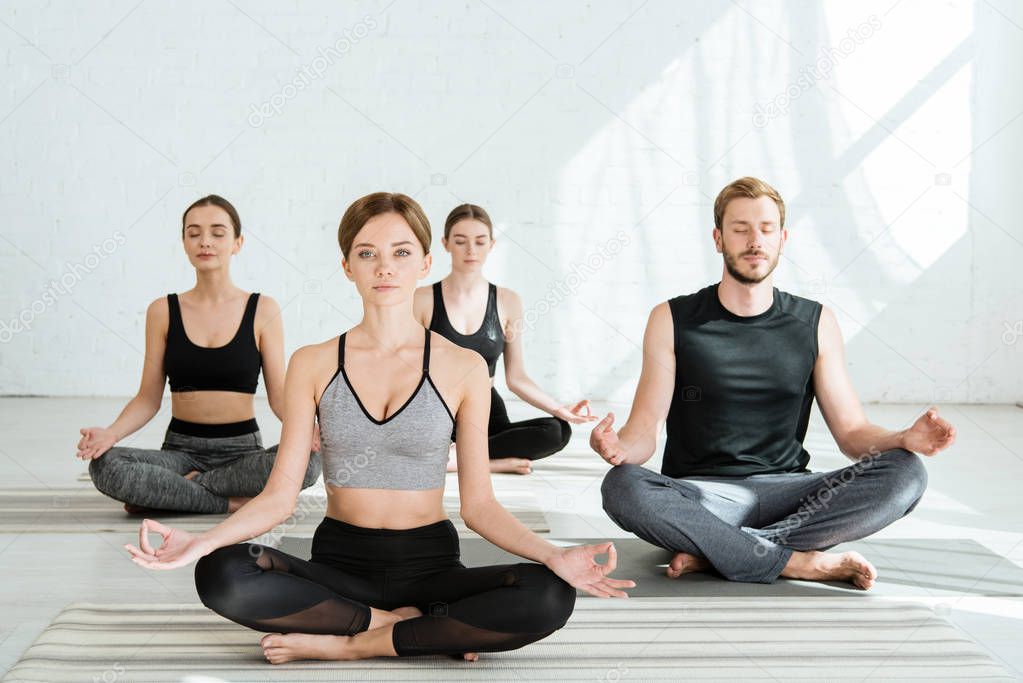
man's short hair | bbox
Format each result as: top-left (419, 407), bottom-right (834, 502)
top-left (713, 177), bottom-right (785, 230)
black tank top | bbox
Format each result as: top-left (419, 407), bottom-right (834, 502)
top-left (662, 283), bottom-right (822, 478)
top-left (429, 281), bottom-right (505, 377)
top-left (164, 292), bottom-right (262, 393)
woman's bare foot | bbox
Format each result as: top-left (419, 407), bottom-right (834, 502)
top-left (781, 550), bottom-right (878, 589)
top-left (389, 606), bottom-right (422, 621)
top-left (666, 552), bottom-right (710, 578)
top-left (446, 454), bottom-right (532, 475)
top-left (489, 457), bottom-right (532, 475)
top-left (226, 496), bottom-right (253, 513)
top-left (260, 633), bottom-right (357, 664)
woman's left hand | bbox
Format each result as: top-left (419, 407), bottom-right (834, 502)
top-left (545, 542), bottom-right (635, 598)
top-left (553, 400), bottom-right (599, 424)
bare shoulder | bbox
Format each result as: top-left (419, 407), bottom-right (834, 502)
top-left (495, 285), bottom-right (522, 335)
top-left (816, 305), bottom-right (842, 352)
top-left (145, 296), bottom-right (169, 330)
top-left (413, 284), bottom-right (434, 303)
top-left (495, 285), bottom-right (522, 310)
top-left (255, 293), bottom-right (281, 316)
top-left (146, 295), bottom-right (169, 317)
top-left (428, 331), bottom-right (486, 381)
top-left (648, 301), bottom-right (672, 329)
top-left (291, 337), bottom-right (339, 378)
top-left (818, 304), bottom-right (838, 327)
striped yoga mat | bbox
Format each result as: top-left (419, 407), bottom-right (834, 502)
top-left (0, 487), bottom-right (549, 538)
top-left (2, 600), bottom-right (1011, 681)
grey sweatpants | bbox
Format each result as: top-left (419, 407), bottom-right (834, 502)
top-left (89, 427), bottom-right (321, 514)
top-left (600, 448), bottom-right (928, 583)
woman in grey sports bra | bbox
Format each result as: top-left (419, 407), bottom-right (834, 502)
top-left (125, 191), bottom-right (634, 664)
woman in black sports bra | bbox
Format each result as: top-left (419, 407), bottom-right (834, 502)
top-left (414, 203), bottom-right (597, 474)
top-left (77, 195), bottom-right (320, 514)
top-left (125, 192), bottom-right (634, 665)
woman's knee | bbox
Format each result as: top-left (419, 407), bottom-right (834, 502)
top-left (529, 419), bottom-right (571, 460)
top-left (516, 564), bottom-right (576, 632)
top-left (87, 449), bottom-right (127, 494)
top-left (555, 419), bottom-right (572, 451)
top-left (194, 543), bottom-right (262, 614)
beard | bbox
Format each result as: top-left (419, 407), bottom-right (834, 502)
top-left (722, 245), bottom-right (780, 285)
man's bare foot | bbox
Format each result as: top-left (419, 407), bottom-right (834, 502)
top-left (183, 470), bottom-right (200, 481)
top-left (489, 457), bottom-right (532, 475)
top-left (666, 552), bottom-right (710, 578)
top-left (781, 550), bottom-right (878, 590)
top-left (260, 633), bottom-right (356, 664)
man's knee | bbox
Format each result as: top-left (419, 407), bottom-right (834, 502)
top-left (876, 448), bottom-right (928, 512)
top-left (600, 464), bottom-right (654, 520)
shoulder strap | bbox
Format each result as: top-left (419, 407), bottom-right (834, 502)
top-left (430, 281), bottom-right (447, 330)
top-left (338, 332), bottom-right (346, 367)
top-left (166, 294), bottom-right (181, 333)
top-left (422, 328), bottom-right (431, 373)
top-left (243, 292), bottom-right (260, 326)
top-left (487, 283), bottom-right (498, 312)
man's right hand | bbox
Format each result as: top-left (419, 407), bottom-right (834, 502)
top-left (590, 413), bottom-right (626, 466)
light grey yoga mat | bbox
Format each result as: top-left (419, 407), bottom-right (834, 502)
top-left (0, 488), bottom-right (549, 537)
top-left (2, 601), bottom-right (1011, 682)
top-left (278, 536), bottom-right (1023, 599)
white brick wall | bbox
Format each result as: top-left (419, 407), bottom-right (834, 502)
top-left (0, 0), bottom-right (1020, 402)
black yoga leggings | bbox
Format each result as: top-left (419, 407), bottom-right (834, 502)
top-left (194, 516), bottom-right (576, 657)
top-left (453, 388), bottom-right (571, 461)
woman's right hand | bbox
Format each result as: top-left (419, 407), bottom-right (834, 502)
top-left (76, 427), bottom-right (118, 460)
top-left (124, 519), bottom-right (214, 570)
top-left (590, 413), bottom-right (626, 466)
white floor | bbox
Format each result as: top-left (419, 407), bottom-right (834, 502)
top-left (1, 397), bottom-right (1021, 679)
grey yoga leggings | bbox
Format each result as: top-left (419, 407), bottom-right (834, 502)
top-left (89, 418), bottom-right (321, 513)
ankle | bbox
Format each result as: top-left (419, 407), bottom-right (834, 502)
top-left (782, 550), bottom-right (814, 577)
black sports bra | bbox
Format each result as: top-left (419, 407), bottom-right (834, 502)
top-left (429, 281), bottom-right (505, 377)
top-left (164, 292), bottom-right (262, 393)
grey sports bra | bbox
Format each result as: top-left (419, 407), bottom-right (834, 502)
top-left (316, 328), bottom-right (455, 489)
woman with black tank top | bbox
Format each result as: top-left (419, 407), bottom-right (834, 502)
top-left (77, 195), bottom-right (321, 514)
top-left (413, 203), bottom-right (597, 474)
top-left (125, 192), bottom-right (634, 664)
